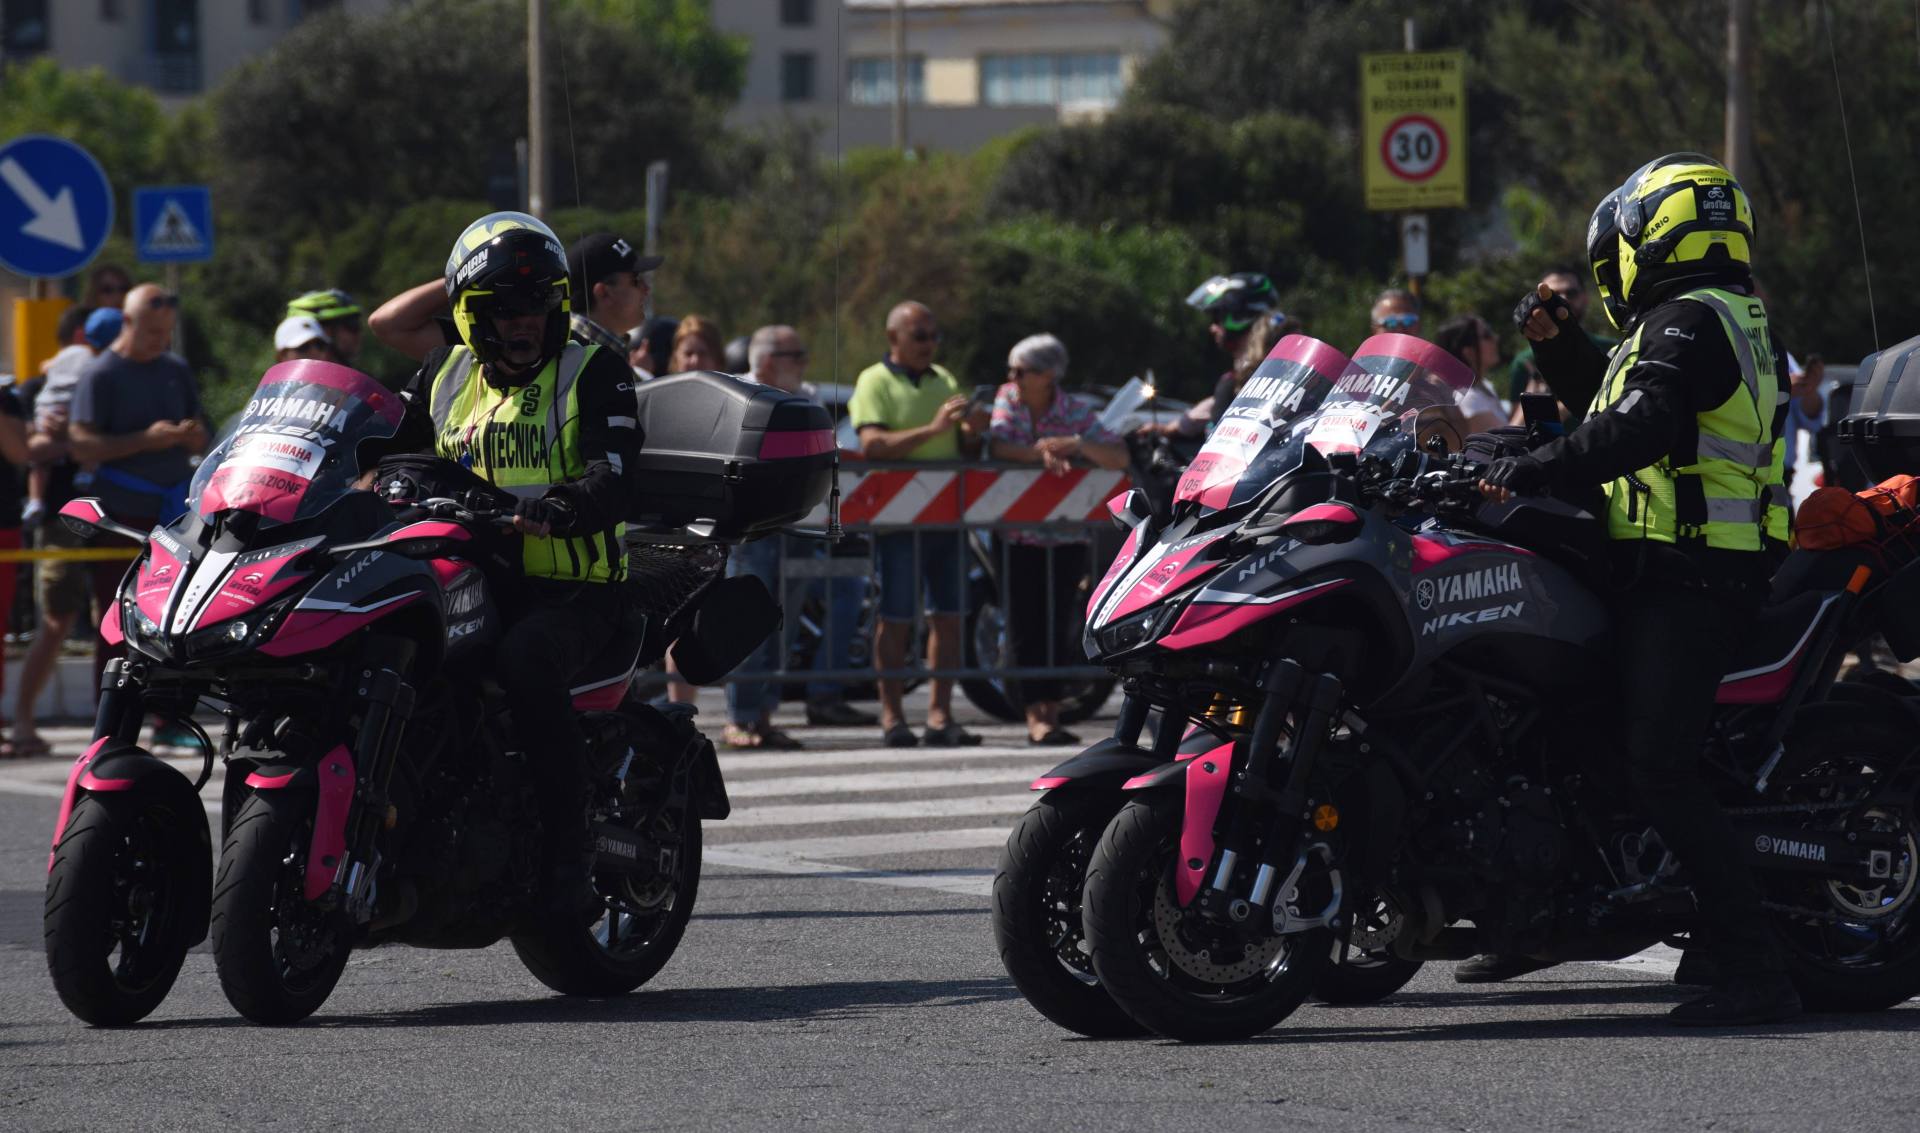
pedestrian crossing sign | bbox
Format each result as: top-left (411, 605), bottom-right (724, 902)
top-left (133, 185), bottom-right (214, 263)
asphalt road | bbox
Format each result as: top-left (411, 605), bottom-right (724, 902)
top-left (3, 699), bottom-right (1917, 1132)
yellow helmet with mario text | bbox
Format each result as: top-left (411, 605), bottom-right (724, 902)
top-left (443, 211), bottom-right (572, 375)
top-left (1614, 152), bottom-right (1754, 313)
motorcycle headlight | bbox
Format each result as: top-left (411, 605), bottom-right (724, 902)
top-left (185, 594), bottom-right (300, 659)
top-left (1093, 605), bottom-right (1177, 657)
top-left (124, 601), bottom-right (166, 656)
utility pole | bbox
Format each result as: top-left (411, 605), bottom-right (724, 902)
top-left (891, 0), bottom-right (907, 153)
top-left (1403, 17), bottom-right (1423, 301)
top-left (528, 0), bottom-right (549, 219)
top-left (1724, 0), bottom-right (1754, 183)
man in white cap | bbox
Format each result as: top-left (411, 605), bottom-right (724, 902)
top-left (273, 315), bottom-right (333, 363)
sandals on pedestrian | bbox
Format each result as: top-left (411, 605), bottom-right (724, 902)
top-left (922, 724), bottom-right (982, 748)
top-left (1027, 728), bottom-right (1080, 747)
top-left (1, 734), bottom-right (51, 760)
top-left (723, 723), bottom-right (805, 751)
top-left (882, 723), bottom-right (920, 748)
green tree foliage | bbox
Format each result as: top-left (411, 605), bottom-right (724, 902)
top-left (0, 59), bottom-right (174, 225)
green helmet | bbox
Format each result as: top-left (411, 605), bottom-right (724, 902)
top-left (286, 288), bottom-right (361, 324)
top-left (1185, 272), bottom-right (1279, 335)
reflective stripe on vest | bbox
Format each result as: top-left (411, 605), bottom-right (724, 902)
top-left (428, 343), bottom-right (626, 583)
top-left (1587, 287), bottom-right (1776, 551)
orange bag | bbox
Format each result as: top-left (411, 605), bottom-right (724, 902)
top-left (1795, 475), bottom-right (1920, 549)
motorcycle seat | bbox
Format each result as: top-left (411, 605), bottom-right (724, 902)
top-left (569, 605), bottom-right (650, 712)
top-left (1716, 589), bottom-right (1842, 704)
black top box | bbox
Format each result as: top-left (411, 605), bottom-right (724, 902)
top-left (1836, 333), bottom-right (1920, 484)
top-left (629, 371), bottom-right (835, 541)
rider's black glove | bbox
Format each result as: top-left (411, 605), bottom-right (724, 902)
top-left (1484, 455), bottom-right (1551, 497)
top-left (1513, 285), bottom-right (1574, 334)
top-left (514, 496), bottom-right (576, 535)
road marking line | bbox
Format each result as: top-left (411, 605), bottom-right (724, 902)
top-left (719, 794), bottom-right (1034, 829)
top-left (703, 846), bottom-right (994, 898)
top-left (708, 827), bottom-right (1012, 859)
top-left (725, 767), bottom-right (1043, 799)
top-left (718, 745), bottom-right (1047, 773)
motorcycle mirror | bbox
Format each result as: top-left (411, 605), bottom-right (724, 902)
top-left (1279, 502), bottom-right (1363, 545)
top-left (58, 497), bottom-right (147, 543)
top-left (1107, 489), bottom-right (1153, 530)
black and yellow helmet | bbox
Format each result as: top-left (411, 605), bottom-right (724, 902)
top-left (1614, 152), bottom-right (1754, 312)
top-left (443, 211), bottom-right (571, 373)
top-left (1585, 187), bottom-right (1629, 331)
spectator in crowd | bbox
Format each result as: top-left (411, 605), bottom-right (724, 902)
top-left (1432, 315), bottom-right (1512, 435)
top-left (286, 290), bottom-right (365, 365)
top-left (625, 326), bottom-right (655, 381)
top-left (273, 315), bottom-right (333, 362)
top-left (23, 305), bottom-right (93, 417)
top-left (724, 335), bottom-right (751, 375)
top-left (1784, 353), bottom-right (1825, 486)
top-left (668, 315), bottom-right (725, 375)
top-left (720, 324), bottom-right (874, 746)
top-left (70, 285), bottom-right (209, 687)
top-left (851, 300), bottom-right (989, 747)
top-left (987, 334), bottom-right (1126, 744)
top-left (0, 381), bottom-right (27, 757)
top-left (635, 316), bottom-right (678, 380)
top-left (23, 307), bottom-right (121, 528)
top-left (1370, 288), bottom-right (1422, 337)
top-left (566, 232), bottom-right (660, 355)
top-left (83, 264), bottom-right (132, 311)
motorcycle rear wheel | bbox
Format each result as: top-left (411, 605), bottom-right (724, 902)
top-left (513, 809), bottom-right (701, 997)
top-left (1084, 794), bottom-right (1330, 1041)
top-left (991, 790), bottom-right (1145, 1038)
top-left (44, 796), bottom-right (199, 1026)
top-left (210, 792), bottom-right (353, 1025)
top-left (1762, 710), bottom-right (1920, 1011)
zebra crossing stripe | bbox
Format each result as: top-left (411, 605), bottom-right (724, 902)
top-left (724, 767), bottom-right (1043, 799)
top-left (719, 794), bottom-right (1035, 829)
top-left (708, 827), bottom-right (1011, 860)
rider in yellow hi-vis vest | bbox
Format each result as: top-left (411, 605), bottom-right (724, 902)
top-left (375, 211), bottom-right (641, 920)
top-left (1476, 155), bottom-right (1802, 1027)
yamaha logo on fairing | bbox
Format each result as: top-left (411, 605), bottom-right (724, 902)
top-left (447, 582), bottom-right (484, 616)
top-left (1754, 835), bottom-right (1826, 863)
top-left (1418, 562), bottom-right (1522, 610)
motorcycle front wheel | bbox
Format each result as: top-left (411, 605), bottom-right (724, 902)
top-left (992, 790), bottom-right (1145, 1038)
top-left (1084, 794), bottom-right (1330, 1041)
top-left (44, 796), bottom-right (201, 1026)
top-left (210, 792), bottom-right (353, 1024)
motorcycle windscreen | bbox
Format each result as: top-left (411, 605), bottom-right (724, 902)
top-left (190, 360), bottom-right (404, 527)
top-left (1294, 333), bottom-right (1478, 460)
top-left (1173, 335), bottom-right (1350, 514)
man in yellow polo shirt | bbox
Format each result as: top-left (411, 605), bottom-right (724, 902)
top-left (850, 300), bottom-right (989, 747)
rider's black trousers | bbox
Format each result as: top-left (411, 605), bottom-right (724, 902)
top-left (494, 578), bottom-right (627, 858)
top-left (1614, 580), bottom-right (1785, 978)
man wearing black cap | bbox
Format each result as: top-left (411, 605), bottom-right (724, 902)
top-left (568, 232), bottom-right (662, 355)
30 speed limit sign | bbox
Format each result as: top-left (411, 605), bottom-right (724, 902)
top-left (1362, 51), bottom-right (1466, 210)
top-left (1381, 115), bottom-right (1448, 182)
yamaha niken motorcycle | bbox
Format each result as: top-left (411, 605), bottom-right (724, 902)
top-left (44, 361), bottom-right (829, 1025)
top-left (1006, 333), bottom-right (1920, 1040)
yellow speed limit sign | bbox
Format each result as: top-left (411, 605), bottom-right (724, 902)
top-left (1361, 50), bottom-right (1467, 211)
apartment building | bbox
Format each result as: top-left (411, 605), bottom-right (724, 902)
top-left (713, 0), bottom-right (1178, 152)
top-left (0, 0), bottom-right (398, 99)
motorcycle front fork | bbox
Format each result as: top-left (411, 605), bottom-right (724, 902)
top-left (1191, 660), bottom-right (1346, 933)
top-left (332, 637), bottom-right (419, 921)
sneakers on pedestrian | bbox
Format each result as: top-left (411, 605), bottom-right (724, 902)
top-left (806, 698), bottom-right (877, 727)
top-left (1454, 954), bottom-right (1557, 984)
top-left (1668, 973), bottom-right (1801, 1026)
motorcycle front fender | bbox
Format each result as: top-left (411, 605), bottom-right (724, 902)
top-left (1029, 737), bottom-right (1158, 792)
top-left (245, 745), bottom-right (357, 901)
top-left (50, 740), bottom-right (213, 944)
top-left (1122, 740), bottom-right (1236, 906)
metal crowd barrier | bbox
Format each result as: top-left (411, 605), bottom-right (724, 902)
top-left (718, 459), bottom-right (1132, 699)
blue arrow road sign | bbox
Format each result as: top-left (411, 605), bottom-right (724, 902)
top-left (134, 185), bottom-right (214, 264)
top-left (0, 134), bottom-right (114, 279)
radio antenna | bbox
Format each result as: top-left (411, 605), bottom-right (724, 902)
top-left (1822, 0), bottom-right (1880, 352)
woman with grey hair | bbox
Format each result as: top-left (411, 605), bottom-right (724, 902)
top-left (987, 334), bottom-right (1127, 744)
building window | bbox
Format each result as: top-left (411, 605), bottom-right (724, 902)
top-left (780, 52), bottom-right (816, 103)
top-left (847, 57), bottom-right (925, 106)
top-left (247, 0), bottom-right (268, 24)
top-left (779, 0), bottom-right (812, 27)
top-left (1, 0), bottom-right (50, 56)
top-left (981, 52), bottom-right (1124, 108)
top-left (101, 0), bottom-right (122, 21)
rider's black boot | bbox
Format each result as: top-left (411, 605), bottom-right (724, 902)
top-left (1668, 973), bottom-right (1801, 1026)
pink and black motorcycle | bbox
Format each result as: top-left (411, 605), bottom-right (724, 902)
top-left (998, 334), bottom-right (1920, 1041)
top-left (44, 360), bottom-right (830, 1025)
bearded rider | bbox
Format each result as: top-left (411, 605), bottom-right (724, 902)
top-left (372, 211), bottom-right (641, 919)
top-left (1476, 155), bottom-right (1799, 1026)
